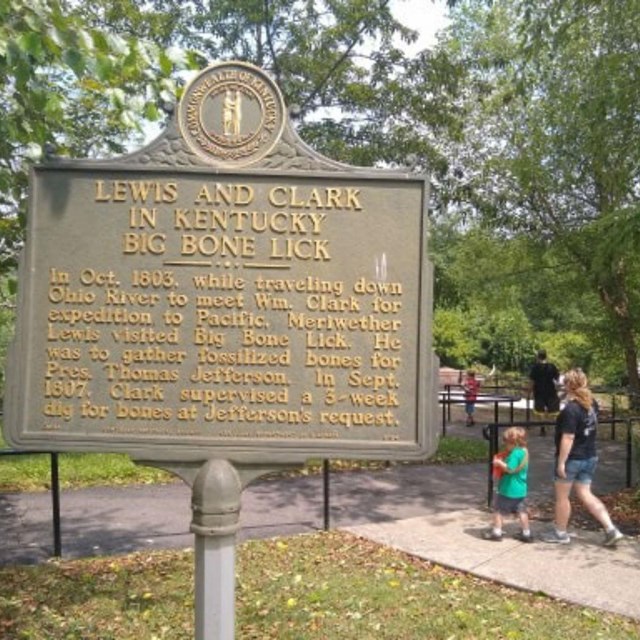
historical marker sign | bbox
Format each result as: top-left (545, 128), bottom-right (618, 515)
top-left (4, 61), bottom-right (438, 463)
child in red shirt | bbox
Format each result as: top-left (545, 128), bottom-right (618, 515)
top-left (463, 370), bottom-right (480, 426)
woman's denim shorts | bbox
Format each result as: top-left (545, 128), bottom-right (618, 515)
top-left (555, 456), bottom-right (598, 484)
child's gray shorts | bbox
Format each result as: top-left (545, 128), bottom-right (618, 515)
top-left (493, 495), bottom-right (527, 515)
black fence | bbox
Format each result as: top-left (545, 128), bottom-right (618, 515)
top-left (0, 450), bottom-right (62, 556)
top-left (439, 385), bottom-right (522, 435)
top-left (1, 413), bottom-right (637, 559)
top-left (439, 383), bottom-right (633, 437)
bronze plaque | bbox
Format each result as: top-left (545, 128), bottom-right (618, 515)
top-left (4, 63), bottom-right (437, 463)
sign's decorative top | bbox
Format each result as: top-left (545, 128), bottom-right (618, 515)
top-left (178, 61), bottom-right (286, 168)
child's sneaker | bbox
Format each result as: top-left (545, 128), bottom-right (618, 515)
top-left (541, 529), bottom-right (570, 544)
top-left (482, 530), bottom-right (503, 541)
top-left (603, 528), bottom-right (624, 547)
top-left (515, 532), bottom-right (534, 543)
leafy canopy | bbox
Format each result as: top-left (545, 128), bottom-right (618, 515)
top-left (0, 0), bottom-right (199, 271)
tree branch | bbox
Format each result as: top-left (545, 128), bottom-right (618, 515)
top-left (298, 0), bottom-right (390, 115)
top-left (263, 0), bottom-right (282, 86)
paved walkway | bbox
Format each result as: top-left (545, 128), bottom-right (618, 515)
top-left (1, 418), bottom-right (638, 620)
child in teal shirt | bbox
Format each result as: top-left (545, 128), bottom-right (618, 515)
top-left (483, 426), bottom-right (532, 542)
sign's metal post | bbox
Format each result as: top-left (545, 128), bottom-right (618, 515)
top-left (169, 459), bottom-right (302, 640)
top-left (190, 459), bottom-right (242, 640)
top-left (194, 535), bottom-right (235, 640)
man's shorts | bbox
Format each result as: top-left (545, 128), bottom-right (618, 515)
top-left (493, 494), bottom-right (527, 515)
top-left (555, 456), bottom-right (598, 484)
top-left (533, 393), bottom-right (560, 413)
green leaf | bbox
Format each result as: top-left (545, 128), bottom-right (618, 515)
top-left (44, 93), bottom-right (64, 119)
top-left (107, 87), bottom-right (126, 108)
top-left (62, 47), bottom-right (86, 76)
top-left (17, 32), bottom-right (44, 58)
top-left (106, 32), bottom-right (129, 56)
top-left (94, 52), bottom-right (113, 80)
top-left (143, 102), bottom-right (160, 121)
top-left (47, 26), bottom-right (63, 48)
top-left (92, 30), bottom-right (109, 54)
top-left (158, 50), bottom-right (172, 76)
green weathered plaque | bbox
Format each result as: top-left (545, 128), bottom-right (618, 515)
top-left (4, 61), bottom-right (438, 463)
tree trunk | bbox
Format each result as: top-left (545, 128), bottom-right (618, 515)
top-left (618, 316), bottom-right (640, 409)
top-left (598, 282), bottom-right (640, 410)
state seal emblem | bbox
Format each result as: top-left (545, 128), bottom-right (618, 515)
top-left (178, 61), bottom-right (286, 167)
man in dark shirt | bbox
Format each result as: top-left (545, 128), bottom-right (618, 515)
top-left (529, 349), bottom-right (560, 415)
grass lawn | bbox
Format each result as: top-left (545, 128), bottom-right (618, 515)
top-left (2, 433), bottom-right (638, 638)
top-left (1, 531), bottom-right (639, 640)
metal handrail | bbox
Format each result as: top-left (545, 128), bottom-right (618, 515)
top-left (439, 390), bottom-right (522, 436)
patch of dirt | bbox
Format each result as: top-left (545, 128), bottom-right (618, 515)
top-left (530, 488), bottom-right (640, 537)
